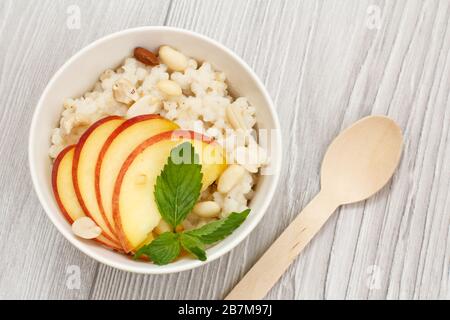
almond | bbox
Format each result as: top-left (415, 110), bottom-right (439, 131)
top-left (134, 47), bottom-right (159, 66)
top-left (159, 45), bottom-right (188, 71)
top-left (72, 217), bottom-right (102, 239)
top-left (217, 164), bottom-right (246, 193)
top-left (192, 201), bottom-right (221, 218)
top-left (157, 79), bottom-right (182, 96)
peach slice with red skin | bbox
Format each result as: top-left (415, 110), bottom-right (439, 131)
top-left (51, 145), bottom-right (122, 250)
top-left (113, 130), bottom-right (227, 252)
top-left (95, 115), bottom-right (179, 236)
top-left (73, 116), bottom-right (125, 245)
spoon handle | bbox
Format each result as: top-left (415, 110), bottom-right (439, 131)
top-left (225, 191), bottom-right (339, 300)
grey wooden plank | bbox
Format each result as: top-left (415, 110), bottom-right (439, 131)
top-left (0, 0), bottom-right (448, 300)
top-left (0, 0), bottom-right (170, 299)
top-left (327, 0), bottom-right (450, 300)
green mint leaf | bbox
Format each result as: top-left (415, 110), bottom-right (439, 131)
top-left (154, 142), bottom-right (203, 228)
top-left (133, 232), bottom-right (180, 265)
top-left (180, 233), bottom-right (207, 261)
top-left (185, 209), bottom-right (250, 244)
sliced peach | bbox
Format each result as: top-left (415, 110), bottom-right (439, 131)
top-left (51, 145), bottom-right (121, 250)
top-left (73, 116), bottom-right (125, 244)
top-left (113, 130), bottom-right (227, 252)
top-left (95, 115), bottom-right (179, 236)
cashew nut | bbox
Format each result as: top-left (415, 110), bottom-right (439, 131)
top-left (112, 79), bottom-right (139, 105)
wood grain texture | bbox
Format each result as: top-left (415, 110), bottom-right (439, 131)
top-left (0, 0), bottom-right (448, 300)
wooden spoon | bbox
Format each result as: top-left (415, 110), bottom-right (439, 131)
top-left (225, 115), bottom-right (403, 300)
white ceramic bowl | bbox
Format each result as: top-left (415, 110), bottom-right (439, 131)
top-left (29, 27), bottom-right (282, 274)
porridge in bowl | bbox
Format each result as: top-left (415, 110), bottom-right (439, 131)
top-left (50, 45), bottom-right (268, 264)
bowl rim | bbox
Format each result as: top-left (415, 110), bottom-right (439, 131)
top-left (28, 26), bottom-right (282, 274)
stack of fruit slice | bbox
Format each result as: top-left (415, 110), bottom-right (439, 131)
top-left (52, 115), bottom-right (227, 253)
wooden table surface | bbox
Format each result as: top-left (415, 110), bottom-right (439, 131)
top-left (0, 0), bottom-right (449, 300)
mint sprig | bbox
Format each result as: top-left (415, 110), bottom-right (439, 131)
top-left (133, 209), bottom-right (249, 264)
top-left (133, 232), bottom-right (180, 265)
top-left (179, 233), bottom-right (207, 261)
top-left (134, 142), bottom-right (250, 265)
top-left (185, 209), bottom-right (250, 244)
top-left (154, 142), bottom-right (203, 229)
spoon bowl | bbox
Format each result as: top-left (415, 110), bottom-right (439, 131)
top-left (321, 116), bottom-right (403, 204)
